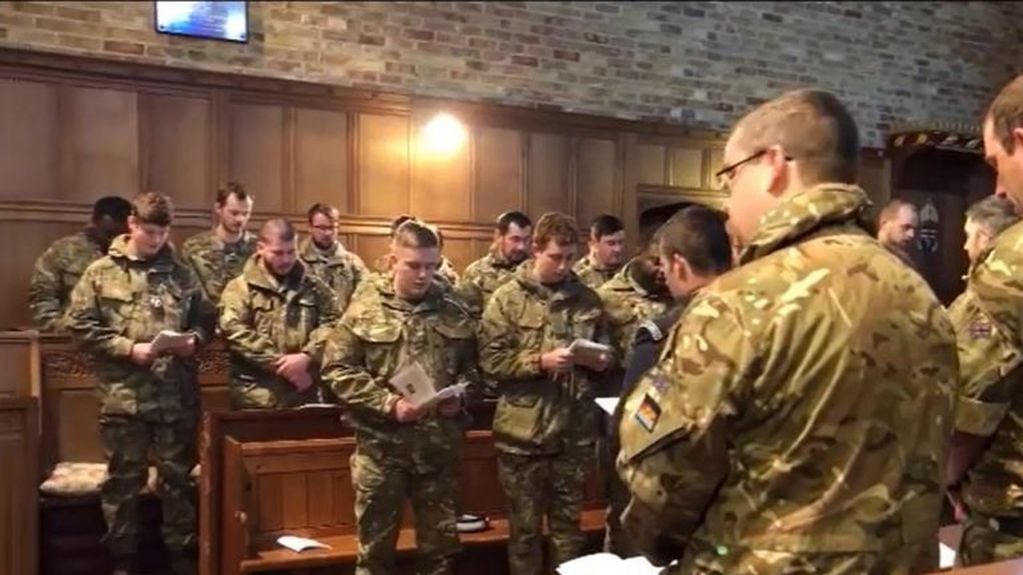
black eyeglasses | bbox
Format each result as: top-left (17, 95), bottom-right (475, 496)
top-left (714, 150), bottom-right (793, 187)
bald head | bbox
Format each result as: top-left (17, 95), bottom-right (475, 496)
top-left (730, 89), bottom-right (860, 186)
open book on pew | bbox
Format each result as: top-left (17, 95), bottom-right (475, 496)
top-left (276, 535), bottom-right (331, 553)
top-left (557, 553), bottom-right (669, 575)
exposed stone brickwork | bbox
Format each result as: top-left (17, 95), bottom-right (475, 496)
top-left (1, 1), bottom-right (1020, 145)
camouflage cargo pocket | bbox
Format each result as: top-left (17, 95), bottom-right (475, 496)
top-left (493, 392), bottom-right (543, 446)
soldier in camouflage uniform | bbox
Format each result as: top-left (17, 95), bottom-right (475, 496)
top-left (573, 214), bottom-right (626, 290)
top-left (458, 210), bottom-right (533, 317)
top-left (617, 90), bottom-right (958, 574)
top-left (322, 220), bottom-right (479, 575)
top-left (371, 215), bottom-right (459, 289)
top-left (219, 219), bottom-right (340, 410)
top-left (300, 203), bottom-right (368, 312)
top-left (876, 198), bottom-right (920, 270)
top-left (598, 205), bottom-right (731, 557)
top-left (947, 76), bottom-right (1023, 565)
top-left (479, 212), bottom-right (612, 575)
top-left (65, 193), bottom-right (216, 575)
top-left (29, 196), bottom-right (132, 331)
top-left (180, 182), bottom-right (256, 304)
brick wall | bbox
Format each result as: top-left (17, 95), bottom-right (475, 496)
top-left (0, 1), bottom-right (1020, 146)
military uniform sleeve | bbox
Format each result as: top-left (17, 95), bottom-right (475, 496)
top-left (454, 270), bottom-right (485, 319)
top-left (181, 241), bottom-right (215, 302)
top-left (217, 279), bottom-right (284, 370)
top-left (616, 296), bottom-right (755, 565)
top-left (950, 290), bottom-right (1023, 437)
top-left (478, 290), bottom-right (543, 382)
top-left (182, 267), bottom-right (216, 345)
top-left (64, 266), bottom-right (135, 358)
top-left (302, 279), bottom-right (342, 364)
top-left (321, 319), bottom-right (400, 416)
top-left (28, 246), bottom-right (64, 331)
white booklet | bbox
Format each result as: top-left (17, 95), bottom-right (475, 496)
top-left (557, 553), bottom-right (667, 575)
top-left (390, 361), bottom-right (466, 410)
top-left (569, 338), bottom-right (612, 364)
top-left (150, 330), bottom-right (194, 355)
top-left (595, 397), bottom-right (619, 415)
top-left (939, 542), bottom-right (956, 569)
top-left (276, 535), bottom-right (331, 553)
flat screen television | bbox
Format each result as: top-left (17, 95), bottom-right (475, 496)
top-left (155, 1), bottom-right (248, 43)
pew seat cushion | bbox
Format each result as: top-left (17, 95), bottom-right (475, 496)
top-left (40, 462), bottom-right (157, 496)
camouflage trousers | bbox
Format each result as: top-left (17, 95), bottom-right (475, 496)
top-left (99, 412), bottom-right (197, 557)
top-left (673, 538), bottom-right (927, 575)
top-left (351, 449), bottom-right (460, 575)
top-left (960, 512), bottom-right (1023, 566)
top-left (599, 437), bottom-right (635, 557)
top-left (497, 447), bottom-right (595, 575)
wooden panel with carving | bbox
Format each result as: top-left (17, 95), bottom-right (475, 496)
top-left (0, 78), bottom-right (59, 201)
top-left (358, 113), bottom-right (410, 217)
top-left (576, 138), bottom-right (618, 228)
top-left (145, 92), bottom-right (214, 210)
top-left (526, 133), bottom-right (571, 217)
top-left (293, 108), bottom-right (349, 215)
top-left (0, 397), bottom-right (38, 575)
top-left (64, 85), bottom-right (140, 202)
top-left (474, 127), bottom-right (523, 222)
top-left (229, 102), bottom-right (285, 213)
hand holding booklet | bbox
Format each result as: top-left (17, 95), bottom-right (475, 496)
top-left (568, 338), bottom-right (612, 366)
top-left (390, 361), bottom-right (467, 410)
top-left (150, 330), bottom-right (195, 355)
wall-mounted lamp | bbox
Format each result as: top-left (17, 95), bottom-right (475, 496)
top-left (421, 112), bottom-right (467, 156)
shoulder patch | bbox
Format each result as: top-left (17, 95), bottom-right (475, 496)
top-left (634, 393), bottom-right (662, 432)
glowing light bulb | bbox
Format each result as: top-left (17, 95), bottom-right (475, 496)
top-left (421, 113), bottom-right (466, 156)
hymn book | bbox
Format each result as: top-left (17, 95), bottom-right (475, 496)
top-left (390, 361), bottom-right (466, 409)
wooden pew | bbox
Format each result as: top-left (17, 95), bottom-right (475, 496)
top-left (203, 406), bottom-right (607, 575)
top-left (0, 396), bottom-right (39, 575)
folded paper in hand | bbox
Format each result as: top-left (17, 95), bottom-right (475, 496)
top-left (391, 362), bottom-right (467, 410)
top-left (277, 535), bottom-right (330, 553)
top-left (568, 339), bottom-right (612, 364)
top-left (557, 553), bottom-right (667, 575)
top-left (150, 330), bottom-right (194, 355)
top-left (594, 397), bottom-right (619, 415)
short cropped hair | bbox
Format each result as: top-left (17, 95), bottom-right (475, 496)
top-left (496, 211), bottom-right (532, 235)
top-left (132, 192), bottom-right (173, 227)
top-left (532, 212), bottom-right (578, 248)
top-left (216, 182), bottom-right (252, 207)
top-left (259, 218), bottom-right (296, 243)
top-left (987, 75), bottom-right (1023, 154)
top-left (878, 198), bottom-right (917, 227)
top-left (966, 195), bottom-right (1020, 237)
top-left (307, 203), bottom-right (339, 223)
top-left (589, 214), bottom-right (624, 240)
top-left (733, 89), bottom-right (860, 185)
top-left (394, 219), bottom-right (439, 249)
top-left (657, 206), bottom-right (733, 276)
top-left (390, 214), bottom-right (417, 238)
top-left (93, 196), bottom-right (132, 223)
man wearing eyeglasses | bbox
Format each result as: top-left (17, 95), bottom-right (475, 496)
top-left (300, 203), bottom-right (368, 312)
top-left (616, 89), bottom-right (957, 573)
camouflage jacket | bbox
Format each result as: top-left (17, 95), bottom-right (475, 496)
top-left (597, 259), bottom-right (674, 373)
top-left (219, 256), bottom-right (340, 409)
top-left (617, 184), bottom-right (958, 569)
top-left (180, 229), bottom-right (258, 303)
top-left (65, 235), bottom-right (216, 418)
top-left (479, 262), bottom-right (611, 455)
top-left (457, 247), bottom-right (524, 317)
top-left (29, 228), bottom-right (106, 332)
top-left (574, 255), bottom-right (620, 290)
top-left (321, 276), bottom-right (479, 471)
top-left (950, 220), bottom-right (1023, 516)
top-left (298, 238), bottom-right (367, 312)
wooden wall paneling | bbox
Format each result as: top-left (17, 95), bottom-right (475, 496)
top-left (474, 127), bottom-right (524, 222)
top-left (636, 143), bottom-right (667, 186)
top-left (706, 147), bottom-right (725, 189)
top-left (0, 397), bottom-right (38, 575)
top-left (0, 220), bottom-right (80, 330)
top-left (145, 91), bottom-right (214, 209)
top-left (859, 151), bottom-right (892, 208)
top-left (575, 137), bottom-right (617, 229)
top-left (293, 107), bottom-right (349, 215)
top-left (669, 146), bottom-right (705, 189)
top-left (440, 236), bottom-right (475, 276)
top-left (526, 132), bottom-right (571, 217)
top-left (64, 85), bottom-right (140, 202)
top-left (0, 78), bottom-right (60, 201)
top-left (410, 109), bottom-right (473, 222)
top-left (0, 334), bottom-right (36, 397)
top-left (353, 234), bottom-right (393, 272)
top-left (357, 113), bottom-right (410, 218)
top-left (228, 101), bottom-right (285, 213)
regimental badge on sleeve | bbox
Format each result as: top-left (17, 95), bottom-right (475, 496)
top-left (635, 393), bottom-right (662, 432)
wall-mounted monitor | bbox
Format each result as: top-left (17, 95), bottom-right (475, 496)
top-left (155, 1), bottom-right (248, 43)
